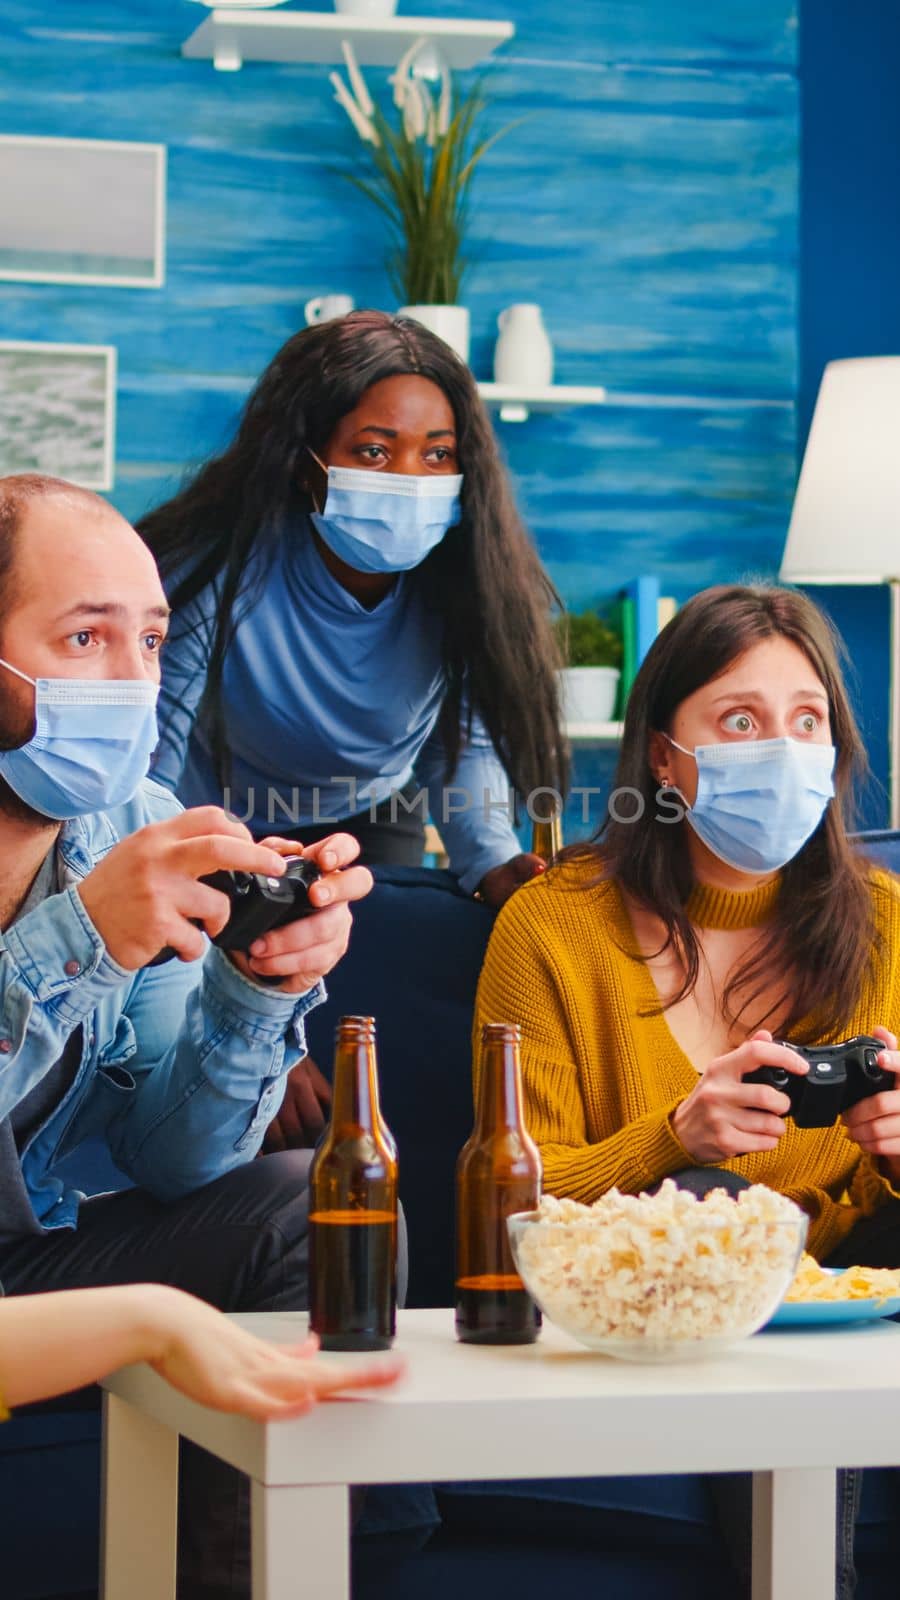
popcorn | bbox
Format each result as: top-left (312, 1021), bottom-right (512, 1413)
top-left (513, 1181), bottom-right (805, 1345)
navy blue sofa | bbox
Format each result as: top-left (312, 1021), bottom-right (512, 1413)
top-left (4, 837), bottom-right (900, 1597)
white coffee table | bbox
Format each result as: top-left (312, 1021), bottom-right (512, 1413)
top-left (99, 1307), bottom-right (900, 1600)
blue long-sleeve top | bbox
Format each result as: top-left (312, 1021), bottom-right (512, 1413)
top-left (152, 518), bottom-right (521, 894)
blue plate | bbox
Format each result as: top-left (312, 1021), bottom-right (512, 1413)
top-left (766, 1269), bottom-right (900, 1328)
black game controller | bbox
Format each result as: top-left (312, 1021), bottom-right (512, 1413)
top-left (150, 856), bottom-right (322, 972)
top-left (743, 1036), bottom-right (893, 1129)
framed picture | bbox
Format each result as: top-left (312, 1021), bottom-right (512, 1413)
top-left (0, 136), bottom-right (166, 288)
top-left (0, 341), bottom-right (117, 491)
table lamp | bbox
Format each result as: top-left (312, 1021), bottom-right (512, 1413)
top-left (780, 356), bottom-right (900, 827)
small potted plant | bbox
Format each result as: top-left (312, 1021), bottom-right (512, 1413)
top-left (327, 40), bottom-right (515, 362)
top-left (555, 609), bottom-right (623, 724)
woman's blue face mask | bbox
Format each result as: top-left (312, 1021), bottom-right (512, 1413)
top-left (664, 732), bottom-right (836, 874)
top-left (308, 451), bottom-right (463, 575)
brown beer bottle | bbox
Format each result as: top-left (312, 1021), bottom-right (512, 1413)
top-left (309, 1016), bottom-right (398, 1351)
top-left (456, 1022), bottom-right (542, 1344)
top-left (530, 800), bottom-right (563, 864)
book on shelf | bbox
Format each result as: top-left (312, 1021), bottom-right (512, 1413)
top-left (616, 581), bottom-right (677, 718)
top-left (657, 595), bottom-right (678, 631)
top-left (626, 575), bottom-right (660, 667)
top-left (617, 594), bottom-right (637, 712)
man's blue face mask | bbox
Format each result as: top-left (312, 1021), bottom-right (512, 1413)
top-left (308, 451), bottom-right (463, 575)
top-left (0, 656), bottom-right (159, 821)
top-left (664, 732), bottom-right (836, 875)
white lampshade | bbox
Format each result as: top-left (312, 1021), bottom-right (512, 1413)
top-left (780, 357), bottom-right (900, 583)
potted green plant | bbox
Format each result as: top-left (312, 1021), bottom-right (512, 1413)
top-left (554, 609), bottom-right (623, 724)
top-left (328, 39), bottom-right (514, 362)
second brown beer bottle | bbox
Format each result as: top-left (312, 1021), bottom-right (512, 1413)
top-left (530, 797), bottom-right (563, 864)
top-left (456, 1021), bottom-right (542, 1344)
top-left (309, 1015), bottom-right (398, 1351)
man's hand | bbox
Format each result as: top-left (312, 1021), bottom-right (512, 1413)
top-left (233, 833), bottom-right (373, 994)
top-left (477, 852), bottom-right (546, 908)
top-left (78, 807), bottom-right (290, 971)
top-left (842, 1026), bottom-right (900, 1186)
top-left (262, 1057), bottom-right (332, 1152)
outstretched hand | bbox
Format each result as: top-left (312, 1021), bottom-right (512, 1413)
top-left (150, 1289), bottom-right (403, 1421)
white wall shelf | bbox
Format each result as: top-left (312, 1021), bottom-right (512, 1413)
top-left (182, 9), bottom-right (515, 73)
top-left (565, 720), bottom-right (623, 744)
top-left (477, 382), bottom-right (608, 423)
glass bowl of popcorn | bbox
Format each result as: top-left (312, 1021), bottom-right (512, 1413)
top-left (507, 1181), bottom-right (808, 1362)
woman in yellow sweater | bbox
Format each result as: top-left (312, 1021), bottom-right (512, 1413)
top-left (475, 582), bottom-right (900, 1597)
top-left (477, 582), bottom-right (900, 1263)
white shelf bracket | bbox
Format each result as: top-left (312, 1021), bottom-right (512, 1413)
top-left (499, 402), bottom-right (530, 423)
top-left (213, 30), bottom-right (243, 71)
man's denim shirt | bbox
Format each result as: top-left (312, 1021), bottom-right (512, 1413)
top-left (0, 778), bottom-right (325, 1231)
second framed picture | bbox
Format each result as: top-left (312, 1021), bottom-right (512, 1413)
top-left (0, 136), bottom-right (166, 288)
top-left (0, 341), bottom-right (117, 491)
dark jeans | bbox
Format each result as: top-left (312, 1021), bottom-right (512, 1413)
top-left (0, 1151), bottom-right (409, 1598)
top-left (666, 1167), bottom-right (900, 1600)
top-left (278, 780), bottom-right (426, 868)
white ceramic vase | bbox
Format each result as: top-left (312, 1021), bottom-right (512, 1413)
top-left (493, 303), bottom-right (554, 387)
top-left (334, 0), bottom-right (398, 17)
top-left (560, 667), bottom-right (621, 725)
top-left (304, 293), bottom-right (355, 325)
top-left (397, 304), bottom-right (471, 364)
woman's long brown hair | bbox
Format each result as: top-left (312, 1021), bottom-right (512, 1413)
top-left (560, 583), bottom-right (881, 1042)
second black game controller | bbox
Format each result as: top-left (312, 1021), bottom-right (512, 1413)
top-left (743, 1035), bottom-right (893, 1129)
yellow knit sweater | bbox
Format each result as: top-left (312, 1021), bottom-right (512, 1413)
top-left (474, 865), bottom-right (900, 1261)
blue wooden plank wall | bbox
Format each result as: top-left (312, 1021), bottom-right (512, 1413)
top-left (0, 0), bottom-right (797, 609)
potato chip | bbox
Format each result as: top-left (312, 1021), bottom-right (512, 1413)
top-left (785, 1252), bottom-right (900, 1305)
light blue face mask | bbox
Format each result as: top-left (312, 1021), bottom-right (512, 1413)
top-left (0, 657), bottom-right (159, 821)
top-left (665, 734), bottom-right (836, 874)
top-left (309, 459), bottom-right (463, 575)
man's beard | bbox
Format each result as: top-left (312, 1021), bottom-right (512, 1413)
top-left (0, 775), bottom-right (54, 827)
top-left (0, 699), bottom-right (53, 826)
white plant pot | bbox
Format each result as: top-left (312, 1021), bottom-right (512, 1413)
top-left (397, 304), bottom-right (471, 364)
top-left (561, 666), bottom-right (621, 724)
top-left (335, 0), bottom-right (398, 16)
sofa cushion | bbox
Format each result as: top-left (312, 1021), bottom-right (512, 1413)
top-left (0, 1417), bottom-right (101, 1598)
top-left (437, 1472), bottom-right (716, 1537)
top-left (354, 1527), bottom-right (735, 1600)
top-left (853, 830), bottom-right (900, 875)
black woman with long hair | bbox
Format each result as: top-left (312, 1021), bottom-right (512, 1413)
top-left (140, 308), bottom-right (567, 1144)
top-left (141, 309), bottom-right (566, 896)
